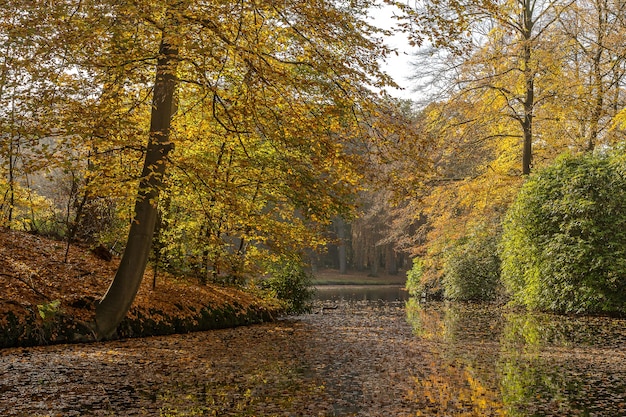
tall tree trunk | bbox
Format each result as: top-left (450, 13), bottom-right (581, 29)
top-left (336, 217), bottom-right (348, 274)
top-left (95, 30), bottom-right (178, 339)
top-left (521, 81), bottom-right (533, 175)
top-left (385, 245), bottom-right (397, 275)
top-left (521, 0), bottom-right (534, 176)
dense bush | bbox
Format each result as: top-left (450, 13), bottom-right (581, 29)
top-left (407, 227), bottom-right (502, 302)
top-left (501, 151), bottom-right (626, 314)
top-left (406, 257), bottom-right (443, 300)
top-left (405, 258), bottom-right (424, 297)
top-left (442, 231), bottom-right (501, 302)
top-left (261, 258), bottom-right (315, 314)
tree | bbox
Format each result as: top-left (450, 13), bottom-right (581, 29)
top-left (376, 0), bottom-right (567, 289)
top-left (555, 0), bottom-right (626, 150)
top-left (0, 2), bottom-right (73, 230)
top-left (95, 13), bottom-right (180, 338)
top-left (387, 99), bottom-right (521, 296)
top-left (37, 0), bottom-right (400, 338)
top-left (383, 0), bottom-right (626, 295)
top-left (394, 0), bottom-right (573, 175)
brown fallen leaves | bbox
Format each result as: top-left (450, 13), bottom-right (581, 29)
top-left (2, 299), bottom-right (626, 416)
top-left (0, 228), bottom-right (279, 346)
top-left (3, 300), bottom-right (626, 416)
top-left (0, 301), bottom-right (430, 416)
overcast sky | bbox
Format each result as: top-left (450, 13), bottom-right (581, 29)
top-left (368, 3), bottom-right (419, 101)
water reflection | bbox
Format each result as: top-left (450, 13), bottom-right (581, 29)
top-left (406, 299), bottom-right (626, 416)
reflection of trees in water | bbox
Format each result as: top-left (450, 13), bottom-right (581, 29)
top-left (499, 313), bottom-right (564, 416)
top-left (406, 361), bottom-right (505, 416)
top-left (405, 300), bottom-right (506, 415)
top-left (499, 312), bottom-right (626, 416)
top-left (405, 300), bottom-right (626, 416)
top-left (406, 299), bottom-right (506, 343)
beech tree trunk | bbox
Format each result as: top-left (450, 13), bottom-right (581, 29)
top-left (521, 0), bottom-right (534, 176)
top-left (336, 217), bottom-right (348, 274)
top-left (95, 31), bottom-right (178, 339)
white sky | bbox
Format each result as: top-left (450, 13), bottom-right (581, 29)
top-left (368, 3), bottom-right (420, 101)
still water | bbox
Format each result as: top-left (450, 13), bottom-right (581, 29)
top-left (402, 299), bottom-right (626, 416)
top-left (314, 284), bottom-right (408, 302)
top-left (316, 285), bottom-right (626, 416)
top-left (2, 286), bottom-right (625, 416)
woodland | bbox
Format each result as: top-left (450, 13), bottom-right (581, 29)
top-left (2, 0), bottom-right (626, 347)
top-left (3, 0), bottom-right (626, 415)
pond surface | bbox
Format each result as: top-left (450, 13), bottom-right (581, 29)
top-left (405, 300), bottom-right (626, 416)
top-left (1, 289), bottom-right (625, 416)
top-left (314, 284), bottom-right (408, 302)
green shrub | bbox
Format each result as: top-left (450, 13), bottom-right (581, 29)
top-left (405, 258), bottom-right (424, 297)
top-left (442, 231), bottom-right (501, 302)
top-left (261, 258), bottom-right (314, 314)
top-left (406, 257), bottom-right (443, 299)
top-left (501, 151), bottom-right (626, 314)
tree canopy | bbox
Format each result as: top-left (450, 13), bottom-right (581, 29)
top-left (379, 0), bottom-right (626, 304)
top-left (1, 0), bottom-right (418, 337)
top-left (3, 0), bottom-right (626, 329)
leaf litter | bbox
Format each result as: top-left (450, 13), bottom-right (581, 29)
top-left (2, 299), bottom-right (626, 416)
top-left (0, 229), bottom-right (278, 346)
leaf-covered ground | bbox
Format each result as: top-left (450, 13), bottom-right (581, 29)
top-left (0, 301), bottom-right (421, 416)
top-left (2, 299), bottom-right (626, 416)
top-left (0, 229), bottom-right (279, 347)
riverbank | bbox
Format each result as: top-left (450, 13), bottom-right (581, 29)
top-left (0, 229), bottom-right (282, 348)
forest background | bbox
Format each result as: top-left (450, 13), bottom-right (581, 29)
top-left (2, 0), bottom-right (626, 339)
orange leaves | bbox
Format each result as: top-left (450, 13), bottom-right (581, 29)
top-left (0, 227), bottom-right (284, 347)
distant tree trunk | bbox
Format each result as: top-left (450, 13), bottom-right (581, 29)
top-left (336, 217), bottom-right (348, 274)
top-left (369, 247), bottom-right (379, 276)
top-left (7, 138), bottom-right (16, 226)
top-left (63, 165), bottom-right (95, 264)
top-left (95, 30), bottom-right (178, 339)
top-left (385, 245), bottom-right (397, 275)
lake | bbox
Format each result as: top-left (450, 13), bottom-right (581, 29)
top-left (314, 284), bottom-right (409, 302)
top-left (403, 299), bottom-right (626, 416)
top-left (1, 286), bottom-right (625, 416)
